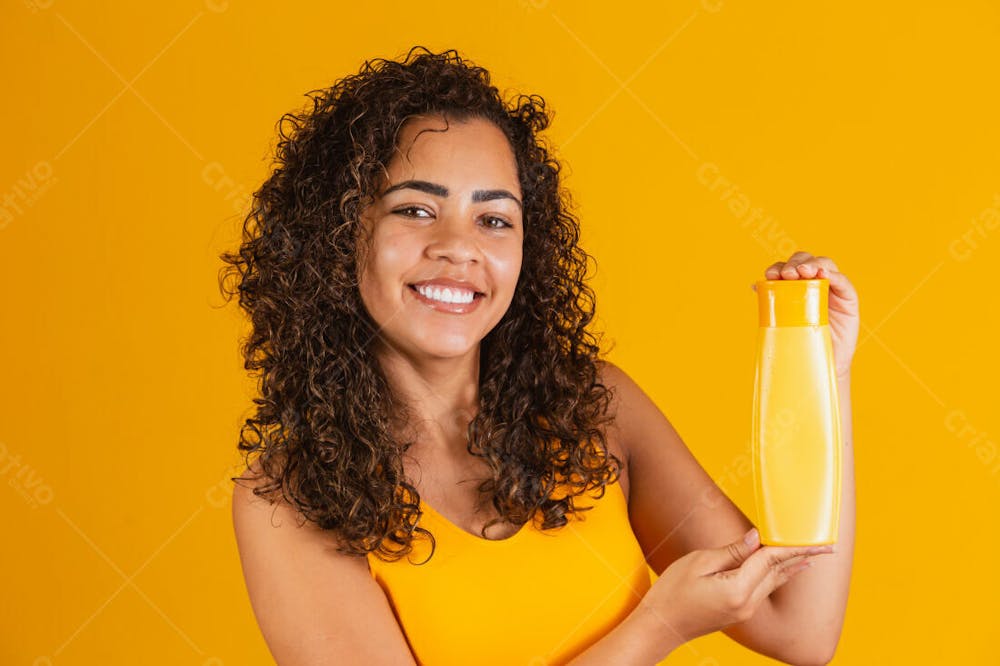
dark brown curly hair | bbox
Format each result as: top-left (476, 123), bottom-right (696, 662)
top-left (218, 45), bottom-right (623, 564)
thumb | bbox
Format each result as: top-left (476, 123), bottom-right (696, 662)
top-left (704, 527), bottom-right (761, 573)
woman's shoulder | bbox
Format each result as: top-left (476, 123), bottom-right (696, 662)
top-left (595, 359), bottom-right (634, 502)
top-left (595, 358), bottom-right (652, 443)
top-left (232, 455), bottom-right (367, 566)
top-left (595, 358), bottom-right (634, 437)
top-left (233, 456), bottom-right (283, 502)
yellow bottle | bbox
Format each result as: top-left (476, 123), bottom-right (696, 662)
top-left (751, 278), bottom-right (841, 546)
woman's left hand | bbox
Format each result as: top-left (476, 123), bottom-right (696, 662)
top-left (758, 251), bottom-right (860, 379)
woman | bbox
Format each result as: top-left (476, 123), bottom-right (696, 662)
top-left (223, 46), bottom-right (858, 665)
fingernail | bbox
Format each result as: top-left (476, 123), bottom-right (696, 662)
top-left (744, 528), bottom-right (759, 546)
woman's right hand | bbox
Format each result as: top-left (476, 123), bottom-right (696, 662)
top-left (635, 527), bottom-right (834, 648)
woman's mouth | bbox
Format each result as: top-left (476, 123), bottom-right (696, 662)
top-left (407, 283), bottom-right (485, 314)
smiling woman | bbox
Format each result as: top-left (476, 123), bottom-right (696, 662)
top-left (219, 45), bottom-right (853, 666)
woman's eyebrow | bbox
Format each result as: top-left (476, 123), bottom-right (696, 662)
top-left (381, 179), bottom-right (522, 210)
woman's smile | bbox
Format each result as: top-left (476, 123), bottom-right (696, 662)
top-left (406, 282), bottom-right (485, 314)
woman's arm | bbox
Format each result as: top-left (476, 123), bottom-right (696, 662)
top-left (231, 465), bottom-right (419, 666)
top-left (722, 371), bottom-right (855, 664)
top-left (597, 253), bottom-right (858, 665)
top-left (601, 357), bottom-right (854, 666)
top-left (565, 605), bottom-right (684, 665)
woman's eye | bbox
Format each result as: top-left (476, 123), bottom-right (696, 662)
top-left (483, 216), bottom-right (513, 230)
top-left (393, 206), bottom-right (431, 218)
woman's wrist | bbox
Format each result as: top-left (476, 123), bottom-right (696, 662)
top-left (623, 604), bottom-right (686, 663)
top-left (563, 604), bottom-right (685, 665)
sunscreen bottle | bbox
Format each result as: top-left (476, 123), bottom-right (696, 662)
top-left (751, 278), bottom-right (841, 546)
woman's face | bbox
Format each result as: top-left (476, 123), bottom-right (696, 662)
top-left (357, 114), bottom-right (524, 362)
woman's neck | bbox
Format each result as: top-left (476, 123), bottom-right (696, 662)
top-left (375, 340), bottom-right (482, 456)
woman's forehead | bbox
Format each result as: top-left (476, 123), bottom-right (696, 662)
top-left (382, 116), bottom-right (520, 195)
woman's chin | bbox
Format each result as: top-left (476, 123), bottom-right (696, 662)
top-left (419, 343), bottom-right (479, 360)
top-left (408, 333), bottom-right (481, 360)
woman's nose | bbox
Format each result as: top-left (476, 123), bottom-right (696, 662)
top-left (426, 216), bottom-right (481, 262)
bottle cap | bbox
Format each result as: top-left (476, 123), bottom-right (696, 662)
top-left (756, 278), bottom-right (828, 326)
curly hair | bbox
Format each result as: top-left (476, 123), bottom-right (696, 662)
top-left (218, 45), bottom-right (623, 564)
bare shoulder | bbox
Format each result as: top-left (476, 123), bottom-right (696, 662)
top-left (595, 358), bottom-right (640, 447)
top-left (595, 358), bottom-right (641, 414)
top-left (595, 359), bottom-right (637, 501)
top-left (231, 459), bottom-right (417, 665)
top-left (595, 358), bottom-right (670, 458)
top-left (231, 458), bottom-right (368, 577)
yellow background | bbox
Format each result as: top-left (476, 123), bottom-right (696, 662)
top-left (2, 1), bottom-right (998, 664)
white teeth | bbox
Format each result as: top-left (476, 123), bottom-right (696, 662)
top-left (416, 285), bottom-right (475, 304)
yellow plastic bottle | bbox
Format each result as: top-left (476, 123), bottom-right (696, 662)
top-left (751, 278), bottom-right (841, 546)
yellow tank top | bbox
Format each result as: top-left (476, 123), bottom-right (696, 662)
top-left (366, 479), bottom-right (658, 665)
